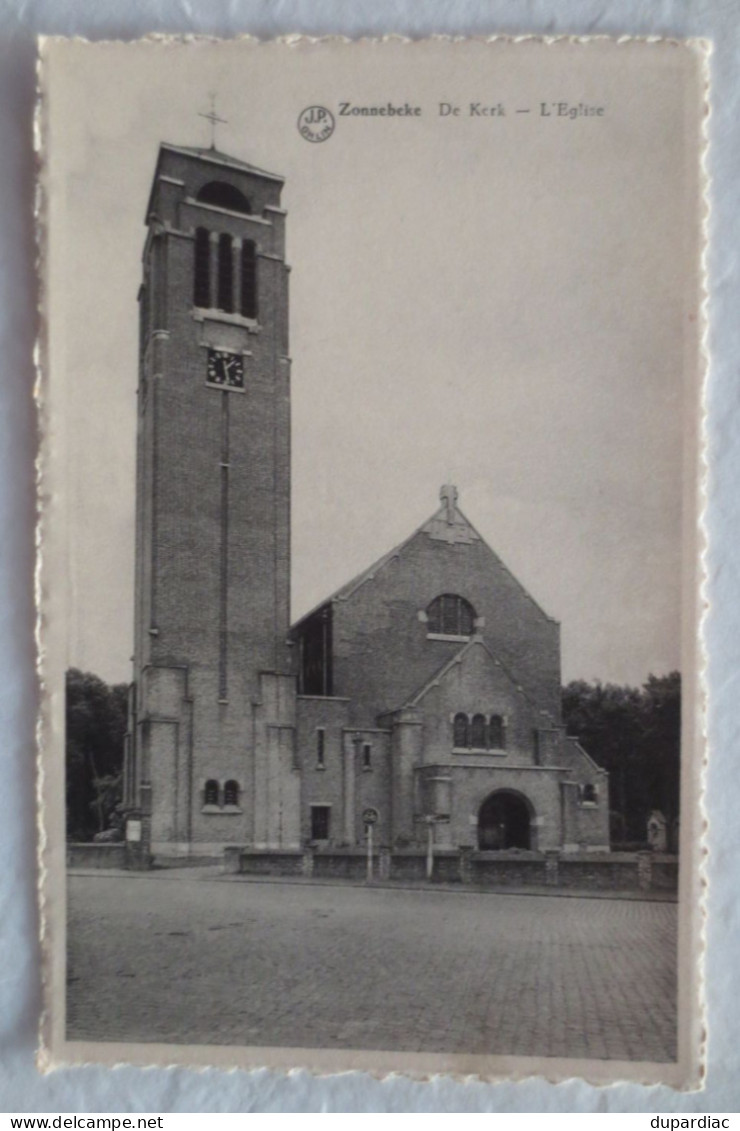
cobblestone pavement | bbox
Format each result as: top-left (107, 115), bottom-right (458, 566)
top-left (67, 872), bottom-right (677, 1061)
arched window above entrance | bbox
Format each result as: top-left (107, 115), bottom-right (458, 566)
top-left (488, 714), bottom-right (505, 749)
top-left (426, 594), bottom-right (476, 638)
top-left (470, 713), bottom-right (487, 749)
top-left (204, 779), bottom-right (219, 806)
top-left (453, 712), bottom-right (469, 748)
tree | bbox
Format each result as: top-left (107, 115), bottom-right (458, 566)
top-left (66, 669), bottom-right (128, 841)
top-left (562, 672), bottom-right (681, 844)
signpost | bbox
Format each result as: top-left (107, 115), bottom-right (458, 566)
top-left (363, 807), bottom-right (378, 883)
top-left (423, 815), bottom-right (436, 880)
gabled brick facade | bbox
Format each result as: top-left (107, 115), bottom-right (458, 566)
top-left (293, 491), bottom-right (609, 853)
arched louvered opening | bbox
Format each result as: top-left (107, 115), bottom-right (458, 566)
top-left (217, 233), bottom-right (234, 313)
top-left (196, 181), bottom-right (252, 214)
top-left (193, 227), bottom-right (211, 307)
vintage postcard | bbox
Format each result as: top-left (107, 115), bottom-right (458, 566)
top-left (37, 36), bottom-right (708, 1085)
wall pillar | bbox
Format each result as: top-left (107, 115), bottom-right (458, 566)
top-left (253, 673), bottom-right (300, 849)
top-left (385, 708), bottom-right (423, 847)
top-left (545, 849), bottom-right (560, 886)
top-left (459, 845), bottom-right (473, 885)
top-left (342, 732), bottom-right (357, 845)
top-left (637, 850), bottom-right (653, 891)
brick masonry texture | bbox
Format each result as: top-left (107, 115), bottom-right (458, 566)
top-left (67, 872), bottom-right (677, 1062)
top-left (125, 145), bottom-right (609, 859)
top-left (226, 847), bottom-right (677, 892)
top-left (327, 529), bottom-right (562, 726)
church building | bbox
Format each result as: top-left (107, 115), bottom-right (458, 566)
top-left (123, 141), bottom-right (609, 860)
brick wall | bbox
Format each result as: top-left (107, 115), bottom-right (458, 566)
top-left (412, 640), bottom-right (542, 765)
top-left (67, 843), bottom-right (127, 870)
top-left (226, 846), bottom-right (678, 893)
top-left (130, 145), bottom-right (293, 853)
top-left (296, 696), bottom-right (393, 847)
top-left (296, 696), bottom-right (350, 846)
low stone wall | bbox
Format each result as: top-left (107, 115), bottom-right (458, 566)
top-left (153, 854), bottom-right (222, 869)
top-left (648, 855), bottom-right (680, 891)
top-left (556, 854), bottom-right (644, 891)
top-left (471, 853), bottom-right (548, 887)
top-left (390, 848), bottom-right (460, 883)
top-left (312, 849), bottom-right (367, 881)
top-left (223, 847), bottom-right (305, 877)
top-left (225, 845), bottom-right (678, 893)
top-left (67, 842), bottom-right (127, 870)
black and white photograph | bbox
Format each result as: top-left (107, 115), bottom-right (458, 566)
top-left (38, 35), bottom-right (705, 1084)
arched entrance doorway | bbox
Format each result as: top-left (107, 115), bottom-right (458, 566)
top-left (478, 790), bottom-right (532, 850)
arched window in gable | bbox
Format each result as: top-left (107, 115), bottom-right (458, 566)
top-left (196, 181), bottom-right (252, 215)
top-left (204, 779), bottom-right (219, 806)
top-left (217, 233), bottom-right (234, 313)
top-left (470, 713), bottom-right (487, 749)
top-left (193, 227), bottom-right (210, 307)
top-left (224, 780), bottom-right (240, 807)
top-left (426, 594), bottom-right (476, 637)
top-left (489, 714), bottom-right (505, 749)
top-left (241, 240), bottom-right (258, 319)
top-left (453, 713), bottom-right (469, 748)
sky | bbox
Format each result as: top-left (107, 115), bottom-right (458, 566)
top-left (43, 37), bottom-right (702, 688)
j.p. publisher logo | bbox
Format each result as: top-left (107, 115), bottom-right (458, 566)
top-left (297, 106), bottom-right (335, 142)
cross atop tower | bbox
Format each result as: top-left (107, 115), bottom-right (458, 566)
top-left (198, 94), bottom-right (228, 149)
top-left (440, 483), bottom-right (458, 524)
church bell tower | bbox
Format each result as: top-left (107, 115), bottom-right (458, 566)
top-left (123, 141), bottom-right (299, 855)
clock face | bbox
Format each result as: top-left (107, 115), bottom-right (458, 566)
top-left (207, 349), bottom-right (244, 390)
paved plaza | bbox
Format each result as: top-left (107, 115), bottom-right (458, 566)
top-left (67, 871), bottom-right (677, 1061)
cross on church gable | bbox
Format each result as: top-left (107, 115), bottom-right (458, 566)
top-left (440, 483), bottom-right (459, 524)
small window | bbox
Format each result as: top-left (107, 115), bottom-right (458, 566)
top-left (489, 715), bottom-right (505, 749)
top-left (471, 714), bottom-right (487, 749)
top-left (311, 805), bottom-right (331, 841)
top-left (316, 728), bottom-right (325, 769)
top-left (582, 783), bottom-right (598, 805)
top-left (194, 227), bottom-right (210, 307)
top-left (241, 240), bottom-right (258, 319)
top-left (217, 233), bottom-right (234, 313)
top-left (196, 181), bottom-right (252, 215)
top-left (204, 779), bottom-right (219, 806)
top-left (453, 713), bottom-right (469, 748)
top-left (427, 594), bottom-right (476, 637)
top-left (363, 743), bottom-right (372, 770)
top-left (224, 780), bottom-right (240, 807)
